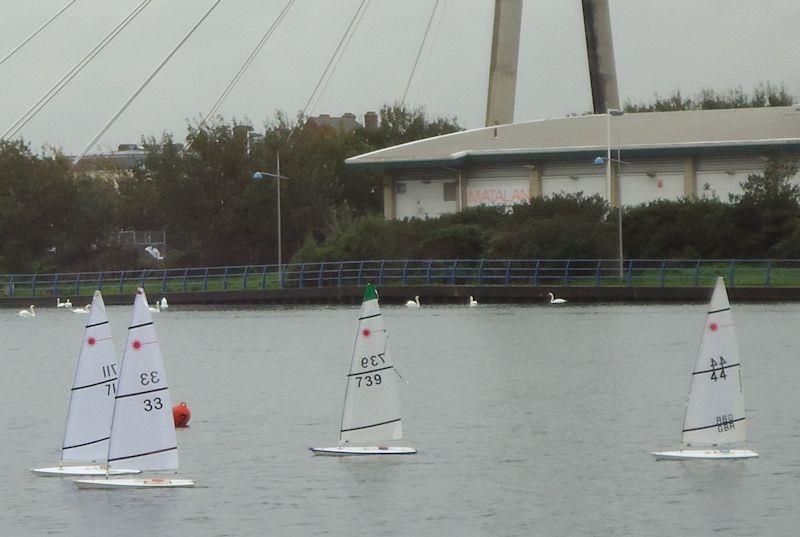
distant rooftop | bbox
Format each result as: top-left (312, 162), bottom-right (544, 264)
top-left (346, 106), bottom-right (800, 170)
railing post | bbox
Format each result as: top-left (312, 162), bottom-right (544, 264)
top-left (183, 269), bottom-right (190, 292)
top-left (450, 260), bottom-right (458, 285)
top-left (337, 262), bottom-right (344, 287)
top-left (54, 273), bottom-right (59, 296)
top-left (222, 266), bottom-right (229, 291)
top-left (402, 260), bottom-right (409, 286)
top-left (766, 260), bottom-right (773, 287)
top-left (32, 273), bottom-right (38, 297)
top-left (9, 274), bottom-right (14, 297)
top-left (504, 260), bottom-right (512, 285)
top-left (693, 259), bottom-right (701, 287)
top-left (595, 260), bottom-right (602, 287)
top-left (426, 260), bottom-right (433, 285)
top-left (243, 266), bottom-right (249, 290)
top-left (564, 260), bottom-right (571, 286)
top-left (139, 270), bottom-right (146, 290)
top-left (728, 259), bottom-right (736, 287)
top-left (659, 260), bottom-right (667, 287)
top-left (278, 264), bottom-right (284, 289)
top-left (97, 272), bottom-right (104, 291)
top-left (203, 268), bottom-right (209, 291)
top-left (377, 260), bottom-right (384, 286)
top-left (357, 261), bottom-right (365, 286)
top-left (298, 263), bottom-right (306, 289)
top-left (261, 265), bottom-right (268, 290)
top-left (626, 260), bottom-right (633, 286)
top-left (318, 263), bottom-right (325, 288)
top-left (478, 259), bottom-right (485, 286)
top-left (119, 271), bottom-right (125, 294)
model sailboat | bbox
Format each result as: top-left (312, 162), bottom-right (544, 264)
top-left (32, 291), bottom-right (140, 477)
top-left (311, 284), bottom-right (416, 455)
top-left (652, 277), bottom-right (758, 460)
top-left (75, 288), bottom-right (194, 488)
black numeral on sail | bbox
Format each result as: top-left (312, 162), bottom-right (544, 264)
top-left (355, 374), bottom-right (383, 387)
top-left (716, 413), bottom-right (735, 432)
top-left (140, 371), bottom-right (160, 386)
top-left (709, 356), bottom-right (727, 382)
top-left (143, 397), bottom-right (163, 412)
top-left (360, 353), bottom-right (386, 368)
top-left (101, 363), bottom-right (117, 378)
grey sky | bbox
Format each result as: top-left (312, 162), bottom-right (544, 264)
top-left (0, 0), bottom-right (798, 155)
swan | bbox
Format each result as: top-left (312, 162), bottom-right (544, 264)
top-left (160, 297), bottom-right (169, 309)
top-left (71, 304), bottom-right (91, 314)
top-left (547, 292), bottom-right (567, 304)
top-left (56, 297), bottom-right (72, 308)
top-left (468, 296), bottom-right (478, 307)
top-left (18, 305), bottom-right (35, 317)
top-left (405, 296), bottom-right (420, 307)
top-left (149, 302), bottom-right (161, 313)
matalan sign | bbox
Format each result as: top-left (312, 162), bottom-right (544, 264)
top-left (467, 187), bottom-right (530, 207)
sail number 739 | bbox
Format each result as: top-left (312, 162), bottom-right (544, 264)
top-left (361, 353), bottom-right (386, 368)
top-left (355, 374), bottom-right (382, 388)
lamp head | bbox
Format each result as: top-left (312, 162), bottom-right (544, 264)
top-left (593, 156), bottom-right (605, 165)
top-left (252, 171), bottom-right (264, 180)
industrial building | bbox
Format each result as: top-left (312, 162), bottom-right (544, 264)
top-left (345, 106), bottom-right (800, 220)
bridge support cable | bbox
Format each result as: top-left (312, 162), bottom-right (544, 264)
top-left (401, 0), bottom-right (442, 106)
top-left (412, 0), bottom-right (448, 106)
top-left (304, 0), bottom-right (370, 115)
top-left (193, 0), bottom-right (296, 138)
top-left (1, 0), bottom-right (152, 142)
top-left (73, 0), bottom-right (223, 164)
top-left (0, 0), bottom-right (78, 69)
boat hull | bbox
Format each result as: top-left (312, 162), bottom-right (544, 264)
top-left (74, 477), bottom-right (195, 489)
top-left (30, 465), bottom-right (141, 477)
top-left (651, 449), bottom-right (759, 460)
top-left (310, 446), bottom-right (416, 456)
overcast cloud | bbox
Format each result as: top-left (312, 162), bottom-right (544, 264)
top-left (0, 0), bottom-right (798, 155)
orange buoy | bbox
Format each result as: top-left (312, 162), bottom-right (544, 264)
top-left (173, 401), bottom-right (191, 428)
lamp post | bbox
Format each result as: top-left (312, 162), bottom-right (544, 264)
top-left (594, 108), bottom-right (624, 278)
top-left (252, 154), bottom-right (289, 284)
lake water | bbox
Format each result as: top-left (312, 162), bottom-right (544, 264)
top-left (2, 299), bottom-right (799, 536)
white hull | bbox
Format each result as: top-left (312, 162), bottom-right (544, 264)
top-left (310, 446), bottom-right (416, 456)
top-left (651, 449), bottom-right (759, 461)
top-left (30, 465), bottom-right (141, 477)
top-left (74, 477), bottom-right (195, 489)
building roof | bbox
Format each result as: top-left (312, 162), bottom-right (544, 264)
top-left (345, 106), bottom-right (800, 170)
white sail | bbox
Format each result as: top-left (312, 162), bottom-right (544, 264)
top-left (107, 288), bottom-right (178, 472)
top-left (339, 284), bottom-right (403, 445)
top-left (61, 290), bottom-right (118, 463)
top-left (681, 277), bottom-right (746, 447)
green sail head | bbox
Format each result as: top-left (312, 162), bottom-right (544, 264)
top-left (363, 283), bottom-right (379, 302)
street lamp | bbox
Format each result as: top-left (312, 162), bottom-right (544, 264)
top-left (252, 156), bottom-right (289, 283)
top-left (594, 108), bottom-right (625, 279)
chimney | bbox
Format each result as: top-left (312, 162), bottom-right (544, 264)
top-left (364, 111), bottom-right (378, 130)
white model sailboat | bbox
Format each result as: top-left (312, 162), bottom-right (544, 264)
top-left (311, 284), bottom-right (416, 456)
top-left (75, 288), bottom-right (194, 488)
top-left (32, 291), bottom-right (140, 477)
top-left (652, 277), bottom-right (758, 460)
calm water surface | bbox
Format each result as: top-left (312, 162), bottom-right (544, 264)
top-left (2, 299), bottom-right (800, 536)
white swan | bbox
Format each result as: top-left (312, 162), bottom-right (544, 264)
top-left (160, 297), bottom-right (169, 309)
top-left (149, 301), bottom-right (161, 313)
top-left (56, 297), bottom-right (72, 308)
top-left (405, 295), bottom-right (420, 307)
top-left (71, 304), bottom-right (91, 314)
top-left (547, 292), bottom-right (567, 304)
top-left (18, 305), bottom-right (35, 317)
top-left (468, 296), bottom-right (478, 307)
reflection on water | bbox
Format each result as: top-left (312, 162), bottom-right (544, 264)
top-left (2, 301), bottom-right (800, 536)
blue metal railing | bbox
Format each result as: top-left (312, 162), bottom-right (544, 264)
top-left (2, 259), bottom-right (800, 298)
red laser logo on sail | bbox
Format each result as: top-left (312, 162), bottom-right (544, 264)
top-left (709, 322), bottom-right (718, 332)
top-left (87, 336), bottom-right (96, 346)
top-left (132, 339), bottom-right (143, 351)
top-left (362, 328), bottom-right (371, 337)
